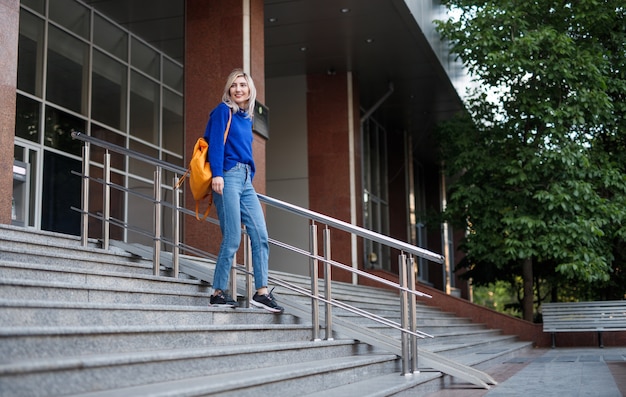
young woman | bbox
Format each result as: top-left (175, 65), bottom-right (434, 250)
top-left (204, 68), bottom-right (283, 314)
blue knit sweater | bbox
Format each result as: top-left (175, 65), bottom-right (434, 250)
top-left (204, 102), bottom-right (255, 179)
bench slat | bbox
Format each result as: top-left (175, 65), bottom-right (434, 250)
top-left (542, 300), bottom-right (626, 347)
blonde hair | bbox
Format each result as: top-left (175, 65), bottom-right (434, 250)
top-left (221, 68), bottom-right (256, 118)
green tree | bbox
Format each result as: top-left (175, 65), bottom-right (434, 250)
top-left (435, 1), bottom-right (626, 320)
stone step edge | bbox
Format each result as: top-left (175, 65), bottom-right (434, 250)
top-left (0, 277), bottom-right (213, 300)
top-left (303, 369), bottom-right (443, 397)
top-left (0, 224), bottom-right (98, 246)
top-left (0, 259), bottom-right (210, 289)
top-left (0, 322), bottom-right (315, 337)
top-left (0, 298), bottom-right (288, 315)
top-left (0, 339), bottom-right (356, 375)
top-left (68, 353), bottom-right (398, 397)
top-left (0, 244), bottom-right (153, 270)
top-left (426, 340), bottom-right (534, 369)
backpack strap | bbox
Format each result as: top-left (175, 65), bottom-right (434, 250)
top-left (177, 108), bottom-right (233, 220)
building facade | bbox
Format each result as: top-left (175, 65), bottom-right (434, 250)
top-left (0, 0), bottom-right (469, 296)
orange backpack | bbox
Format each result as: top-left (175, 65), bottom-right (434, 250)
top-left (176, 111), bottom-right (232, 220)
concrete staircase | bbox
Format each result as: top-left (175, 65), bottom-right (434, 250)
top-left (0, 224), bottom-right (532, 396)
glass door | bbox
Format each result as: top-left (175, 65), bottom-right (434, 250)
top-left (13, 142), bottom-right (40, 229)
top-left (362, 118), bottom-right (390, 270)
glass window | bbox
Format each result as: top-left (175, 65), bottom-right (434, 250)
top-left (49, 0), bottom-right (90, 39)
top-left (162, 152), bottom-right (184, 185)
top-left (163, 57), bottom-right (183, 93)
top-left (18, 9), bottom-right (44, 96)
top-left (87, 165), bottom-right (126, 240)
top-left (131, 37), bottom-right (160, 79)
top-left (28, 149), bottom-right (38, 227)
top-left (162, 88), bottom-right (183, 155)
top-left (128, 138), bottom-right (158, 180)
top-left (46, 26), bottom-right (88, 114)
top-left (92, 50), bottom-right (127, 131)
top-left (41, 150), bottom-right (81, 235)
top-left (163, 152), bottom-right (183, 168)
top-left (362, 119), bottom-right (390, 270)
top-left (126, 176), bottom-right (155, 246)
top-left (94, 14), bottom-right (128, 61)
top-left (21, 0), bottom-right (44, 15)
top-left (90, 124), bottom-right (126, 170)
top-left (130, 71), bottom-right (159, 144)
top-left (15, 94), bottom-right (40, 143)
top-left (44, 106), bottom-right (85, 156)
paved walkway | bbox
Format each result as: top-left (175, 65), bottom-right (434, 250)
top-left (426, 347), bottom-right (626, 397)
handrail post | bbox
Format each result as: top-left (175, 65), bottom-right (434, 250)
top-left (80, 143), bottom-right (90, 247)
top-left (243, 229), bottom-right (253, 308)
top-left (172, 177), bottom-right (180, 278)
top-left (399, 252), bottom-right (410, 376)
top-left (229, 255), bottom-right (237, 301)
top-left (323, 227), bottom-right (333, 340)
top-left (102, 151), bottom-right (111, 250)
top-left (309, 222), bottom-right (321, 341)
top-left (408, 255), bottom-right (419, 373)
top-left (153, 168), bottom-right (162, 276)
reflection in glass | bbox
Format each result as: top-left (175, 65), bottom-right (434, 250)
top-left (87, 165), bottom-right (126, 240)
top-left (41, 150), bottom-right (81, 235)
top-left (21, 0), bottom-right (44, 14)
top-left (15, 94), bottom-right (40, 143)
top-left (94, 14), bottom-right (128, 61)
top-left (130, 71), bottom-right (159, 144)
top-left (49, 0), bottom-right (90, 39)
top-left (131, 37), bottom-right (160, 79)
top-left (92, 50), bottom-right (127, 131)
top-left (91, 125), bottom-right (126, 170)
top-left (46, 26), bottom-right (88, 114)
top-left (128, 138), bottom-right (158, 180)
top-left (163, 57), bottom-right (183, 92)
top-left (162, 89), bottom-right (183, 154)
top-left (126, 176), bottom-right (154, 246)
top-left (18, 9), bottom-right (44, 96)
top-left (44, 106), bottom-right (85, 156)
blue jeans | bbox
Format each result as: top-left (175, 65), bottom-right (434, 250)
top-left (212, 162), bottom-right (269, 291)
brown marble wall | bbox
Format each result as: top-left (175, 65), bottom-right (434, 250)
top-left (183, 0), bottom-right (266, 256)
top-left (307, 72), bottom-right (362, 283)
top-left (0, 0), bottom-right (20, 225)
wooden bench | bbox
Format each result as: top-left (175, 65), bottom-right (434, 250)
top-left (542, 300), bottom-right (626, 348)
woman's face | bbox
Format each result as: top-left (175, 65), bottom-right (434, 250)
top-left (229, 75), bottom-right (250, 107)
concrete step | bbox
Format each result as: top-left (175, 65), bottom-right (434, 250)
top-left (336, 311), bottom-right (470, 326)
top-left (0, 277), bottom-right (212, 306)
top-left (425, 338), bottom-right (535, 378)
top-left (0, 299), bottom-right (301, 328)
top-left (0, 260), bottom-right (211, 295)
top-left (0, 323), bottom-right (315, 362)
top-left (0, 225), bottom-right (532, 396)
top-left (0, 243), bottom-right (161, 277)
top-left (66, 354), bottom-right (399, 397)
top-left (417, 328), bottom-right (504, 346)
top-left (303, 370), bottom-right (443, 397)
top-left (0, 224), bottom-right (98, 249)
top-left (0, 339), bottom-right (368, 397)
top-left (0, 224), bottom-right (203, 279)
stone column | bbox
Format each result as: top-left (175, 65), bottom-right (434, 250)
top-left (184, 0), bottom-right (266, 256)
top-left (0, 0), bottom-right (20, 225)
top-left (307, 72), bottom-right (362, 283)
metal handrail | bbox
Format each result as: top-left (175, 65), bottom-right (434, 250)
top-left (70, 130), bottom-right (444, 375)
top-left (258, 193), bottom-right (444, 263)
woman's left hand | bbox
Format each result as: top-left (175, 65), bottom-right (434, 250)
top-left (212, 176), bottom-right (224, 195)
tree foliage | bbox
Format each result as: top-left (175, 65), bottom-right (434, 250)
top-left (434, 1), bottom-right (626, 312)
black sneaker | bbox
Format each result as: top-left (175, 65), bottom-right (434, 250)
top-left (210, 291), bottom-right (238, 308)
top-left (250, 289), bottom-right (284, 313)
